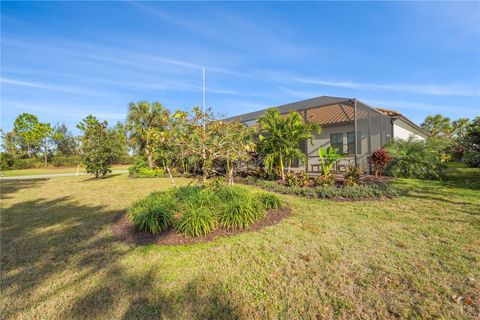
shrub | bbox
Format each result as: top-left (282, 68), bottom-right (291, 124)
top-left (464, 151), bottom-right (480, 168)
top-left (128, 192), bottom-right (177, 234)
top-left (385, 137), bottom-right (444, 179)
top-left (238, 176), bottom-right (399, 200)
top-left (285, 171), bottom-right (310, 187)
top-left (343, 166), bottom-right (363, 187)
top-left (129, 158), bottom-right (149, 175)
top-left (50, 156), bottom-right (80, 167)
top-left (216, 185), bottom-right (250, 202)
top-left (220, 198), bottom-right (260, 230)
top-left (369, 148), bottom-right (392, 177)
top-left (0, 153), bottom-right (15, 170)
top-left (176, 206), bottom-right (218, 237)
top-left (256, 192), bottom-right (282, 210)
top-left (12, 158), bottom-right (44, 169)
top-left (318, 146), bottom-right (344, 177)
top-left (313, 174), bottom-right (335, 186)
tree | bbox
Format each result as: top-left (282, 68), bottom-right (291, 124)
top-left (35, 122), bottom-right (55, 167)
top-left (110, 121), bottom-right (129, 163)
top-left (421, 114), bottom-right (452, 137)
top-left (77, 115), bottom-right (116, 178)
top-left (1, 130), bottom-right (20, 158)
top-left (127, 101), bottom-right (169, 168)
top-left (464, 117), bottom-right (480, 167)
top-left (214, 121), bottom-right (255, 185)
top-left (257, 108), bottom-right (319, 180)
top-left (13, 113), bottom-right (41, 157)
top-left (51, 123), bottom-right (78, 156)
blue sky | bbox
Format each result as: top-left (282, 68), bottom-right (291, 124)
top-left (1, 1), bottom-right (479, 133)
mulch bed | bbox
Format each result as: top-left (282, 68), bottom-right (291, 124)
top-left (112, 207), bottom-right (292, 246)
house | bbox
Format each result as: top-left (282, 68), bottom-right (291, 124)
top-left (225, 96), bottom-right (429, 174)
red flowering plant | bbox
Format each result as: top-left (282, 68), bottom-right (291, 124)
top-left (369, 147), bottom-right (392, 177)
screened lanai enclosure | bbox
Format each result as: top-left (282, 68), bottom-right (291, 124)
top-left (227, 96), bottom-right (394, 174)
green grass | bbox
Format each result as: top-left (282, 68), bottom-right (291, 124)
top-left (0, 164), bottom-right (130, 177)
top-left (1, 165), bottom-right (479, 319)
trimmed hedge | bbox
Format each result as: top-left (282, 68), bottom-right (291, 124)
top-left (239, 176), bottom-right (400, 200)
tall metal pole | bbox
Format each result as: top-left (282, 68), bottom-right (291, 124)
top-left (202, 67), bottom-right (206, 131)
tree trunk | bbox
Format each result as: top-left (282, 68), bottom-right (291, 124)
top-left (147, 151), bottom-right (154, 168)
top-left (166, 166), bottom-right (175, 185)
top-left (202, 147), bottom-right (207, 183)
top-left (287, 158), bottom-right (292, 174)
top-left (44, 138), bottom-right (48, 167)
top-left (279, 154), bottom-right (285, 180)
top-left (228, 166), bottom-right (234, 185)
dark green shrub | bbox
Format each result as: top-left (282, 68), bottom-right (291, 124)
top-left (50, 156), bottom-right (80, 167)
top-left (217, 185), bottom-right (250, 202)
top-left (176, 206), bottom-right (218, 237)
top-left (12, 158), bottom-right (43, 169)
top-left (464, 151), bottom-right (480, 168)
top-left (0, 153), bottom-right (15, 170)
top-left (256, 192), bottom-right (282, 210)
top-left (385, 137), bottom-right (444, 179)
top-left (128, 192), bottom-right (178, 234)
top-left (129, 158), bottom-right (149, 175)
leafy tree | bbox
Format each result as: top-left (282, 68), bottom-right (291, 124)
top-left (317, 146), bottom-right (344, 177)
top-left (13, 113), bottom-right (41, 157)
top-left (215, 121), bottom-right (255, 185)
top-left (1, 130), bottom-right (20, 158)
top-left (258, 108), bottom-right (319, 180)
top-left (51, 123), bottom-right (78, 156)
top-left (35, 122), bottom-right (56, 167)
top-left (77, 115), bottom-right (116, 178)
top-left (127, 101), bottom-right (169, 168)
top-left (110, 121), bottom-right (129, 163)
top-left (464, 117), bottom-right (480, 167)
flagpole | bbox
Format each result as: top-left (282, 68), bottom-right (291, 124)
top-left (202, 67), bottom-right (206, 131)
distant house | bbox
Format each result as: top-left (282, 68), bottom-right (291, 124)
top-left (225, 96), bottom-right (428, 174)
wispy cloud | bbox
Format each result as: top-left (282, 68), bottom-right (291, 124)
top-left (0, 77), bottom-right (107, 96)
top-left (294, 77), bottom-right (479, 97)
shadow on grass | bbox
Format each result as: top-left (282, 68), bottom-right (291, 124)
top-left (82, 173), bottom-right (123, 181)
top-left (64, 266), bottom-right (240, 320)
top-left (2, 191), bottom-right (241, 319)
top-left (0, 179), bottom-right (46, 199)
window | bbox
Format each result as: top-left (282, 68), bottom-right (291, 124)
top-left (347, 132), bottom-right (355, 154)
top-left (330, 133), bottom-right (343, 152)
top-left (347, 131), bottom-right (361, 154)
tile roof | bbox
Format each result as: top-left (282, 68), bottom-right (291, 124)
top-left (375, 108), bottom-right (401, 117)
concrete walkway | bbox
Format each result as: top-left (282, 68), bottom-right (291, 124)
top-left (0, 170), bottom-right (128, 180)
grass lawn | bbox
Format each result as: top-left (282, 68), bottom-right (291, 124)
top-left (1, 165), bottom-right (479, 319)
top-left (0, 165), bottom-right (130, 177)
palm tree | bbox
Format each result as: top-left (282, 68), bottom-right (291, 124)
top-left (258, 108), bottom-right (319, 180)
top-left (421, 114), bottom-right (452, 137)
top-left (126, 101), bottom-right (169, 168)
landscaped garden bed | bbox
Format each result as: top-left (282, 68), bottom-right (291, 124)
top-left (237, 175), bottom-right (401, 200)
top-left (113, 184), bottom-right (290, 245)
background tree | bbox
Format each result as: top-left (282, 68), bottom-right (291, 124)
top-left (77, 115), bottom-right (116, 178)
top-left (110, 121), bottom-right (129, 163)
top-left (421, 114), bottom-right (452, 137)
top-left (51, 123), bottom-right (78, 156)
top-left (464, 117), bottom-right (480, 167)
top-left (34, 122), bottom-right (55, 167)
top-left (127, 101), bottom-right (168, 168)
top-left (13, 113), bottom-right (42, 157)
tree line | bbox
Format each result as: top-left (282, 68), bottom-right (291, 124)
top-left (2, 102), bottom-right (479, 179)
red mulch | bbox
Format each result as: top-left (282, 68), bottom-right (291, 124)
top-left (112, 207), bottom-right (292, 246)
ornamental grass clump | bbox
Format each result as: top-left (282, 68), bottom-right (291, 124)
top-left (175, 205), bottom-right (218, 237)
top-left (256, 192), bottom-right (282, 210)
top-left (128, 192), bottom-right (177, 234)
top-left (220, 198), bottom-right (260, 230)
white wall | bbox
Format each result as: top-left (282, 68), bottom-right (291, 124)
top-left (393, 123), bottom-right (425, 141)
